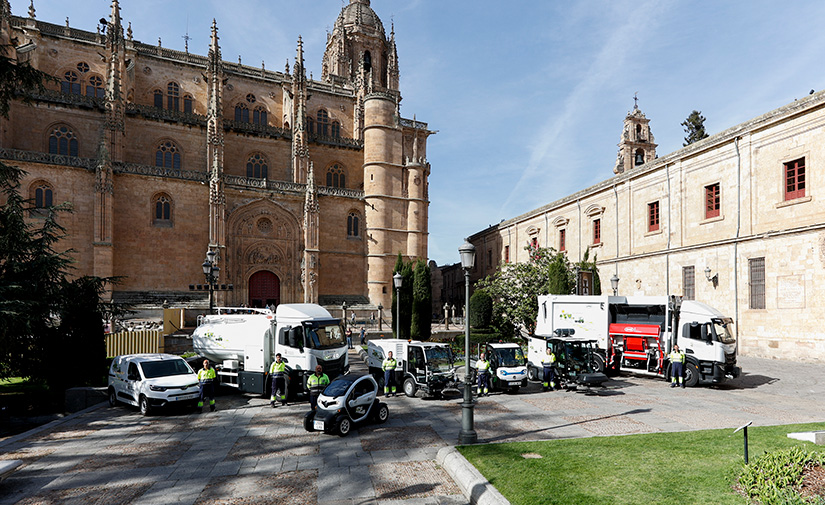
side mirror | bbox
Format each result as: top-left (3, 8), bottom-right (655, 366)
top-left (281, 357), bottom-right (289, 364)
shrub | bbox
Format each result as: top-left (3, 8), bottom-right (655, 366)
top-left (469, 289), bottom-right (492, 329)
top-left (739, 446), bottom-right (825, 505)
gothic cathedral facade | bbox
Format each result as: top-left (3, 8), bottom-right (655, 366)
top-left (0, 0), bottom-right (431, 310)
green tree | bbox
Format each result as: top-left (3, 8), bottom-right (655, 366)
top-left (575, 247), bottom-right (601, 295)
top-left (681, 110), bottom-right (709, 146)
top-left (411, 259), bottom-right (431, 340)
top-left (469, 289), bottom-right (493, 329)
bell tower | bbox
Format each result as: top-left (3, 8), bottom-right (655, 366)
top-left (614, 95), bottom-right (657, 174)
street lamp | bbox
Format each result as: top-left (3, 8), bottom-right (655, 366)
top-left (377, 304), bottom-right (383, 331)
top-left (458, 238), bottom-right (477, 445)
top-left (342, 300), bottom-right (348, 327)
top-left (202, 249), bottom-right (220, 314)
top-left (610, 274), bottom-right (620, 296)
top-left (393, 272), bottom-right (403, 339)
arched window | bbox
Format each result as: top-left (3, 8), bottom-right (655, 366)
top-left (246, 153), bottom-right (268, 179)
top-left (152, 193), bottom-right (173, 227)
top-left (283, 121), bottom-right (290, 131)
top-left (316, 109), bottom-right (329, 136)
top-left (253, 106), bottom-right (267, 126)
top-left (331, 121), bottom-right (341, 138)
top-left (166, 82), bottom-right (180, 111)
top-left (86, 75), bottom-right (104, 98)
top-left (306, 117), bottom-right (314, 135)
top-left (153, 89), bottom-right (163, 108)
top-left (347, 212), bottom-right (360, 237)
top-left (326, 164), bottom-right (345, 188)
top-left (61, 71), bottom-right (81, 95)
top-left (634, 148), bottom-right (645, 166)
top-left (34, 182), bottom-right (53, 209)
top-left (48, 125), bottom-right (79, 157)
top-left (155, 141), bottom-right (181, 170)
top-left (363, 51), bottom-right (372, 73)
top-left (235, 103), bottom-right (249, 123)
top-left (183, 94), bottom-right (193, 114)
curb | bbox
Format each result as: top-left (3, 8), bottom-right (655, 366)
top-left (0, 401), bottom-right (107, 450)
top-left (437, 446), bottom-right (510, 505)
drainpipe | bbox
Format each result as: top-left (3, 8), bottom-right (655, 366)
top-left (734, 137), bottom-right (741, 344)
top-left (666, 163), bottom-right (672, 294)
top-left (577, 199), bottom-right (582, 262)
top-left (613, 184), bottom-right (619, 278)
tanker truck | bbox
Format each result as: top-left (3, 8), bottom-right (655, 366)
top-left (192, 304), bottom-right (349, 397)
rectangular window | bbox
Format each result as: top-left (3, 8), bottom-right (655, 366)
top-left (559, 229), bottom-right (566, 252)
top-left (705, 183), bottom-right (720, 219)
top-left (531, 237), bottom-right (538, 249)
top-left (648, 201), bottom-right (660, 232)
top-left (487, 249), bottom-right (492, 268)
top-left (504, 245), bottom-right (510, 263)
top-left (593, 219), bottom-right (601, 245)
top-left (682, 266), bottom-right (695, 300)
top-left (749, 257), bottom-right (766, 309)
top-left (784, 158), bottom-right (805, 201)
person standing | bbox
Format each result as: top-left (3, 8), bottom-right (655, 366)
top-left (346, 328), bottom-right (353, 349)
top-left (269, 353), bottom-right (287, 407)
top-left (477, 352), bottom-right (491, 397)
top-left (670, 344), bottom-right (686, 388)
top-left (542, 348), bottom-right (557, 392)
top-left (382, 351), bottom-right (397, 397)
top-left (306, 365), bottom-right (330, 410)
top-left (197, 359), bottom-right (217, 412)
top-left (359, 326), bottom-right (366, 346)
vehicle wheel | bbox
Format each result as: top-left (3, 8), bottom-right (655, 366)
top-left (139, 395), bottom-right (151, 416)
top-left (403, 378), bottom-right (417, 398)
top-left (376, 403), bottom-right (389, 424)
top-left (527, 366), bottom-right (539, 381)
top-left (684, 362), bottom-right (700, 387)
top-left (303, 411), bottom-right (315, 432)
top-left (591, 353), bottom-right (606, 374)
top-left (107, 388), bottom-right (117, 408)
top-left (337, 417), bottom-right (352, 437)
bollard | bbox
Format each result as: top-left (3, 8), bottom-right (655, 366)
top-left (734, 421), bottom-right (753, 464)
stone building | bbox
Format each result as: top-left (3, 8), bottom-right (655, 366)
top-left (0, 0), bottom-right (431, 311)
top-left (469, 96), bottom-right (825, 362)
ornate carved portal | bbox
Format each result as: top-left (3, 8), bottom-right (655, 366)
top-left (225, 199), bottom-right (302, 305)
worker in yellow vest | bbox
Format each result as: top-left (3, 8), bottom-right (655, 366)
top-left (669, 344), bottom-right (686, 389)
top-left (269, 353), bottom-right (287, 407)
top-left (477, 353), bottom-right (491, 397)
top-left (382, 351), bottom-right (398, 397)
top-left (197, 359), bottom-right (217, 412)
top-left (542, 348), bottom-right (557, 392)
top-left (306, 365), bottom-right (330, 410)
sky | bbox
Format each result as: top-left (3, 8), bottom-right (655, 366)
top-left (18, 0), bottom-right (825, 266)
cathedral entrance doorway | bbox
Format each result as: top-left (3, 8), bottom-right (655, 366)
top-left (248, 271), bottom-right (280, 308)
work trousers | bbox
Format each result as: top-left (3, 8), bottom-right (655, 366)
top-left (477, 372), bottom-right (490, 395)
top-left (271, 375), bottom-right (287, 404)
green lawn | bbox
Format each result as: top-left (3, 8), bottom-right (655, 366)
top-left (459, 423), bottom-right (825, 505)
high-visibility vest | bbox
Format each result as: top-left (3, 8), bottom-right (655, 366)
top-left (197, 367), bottom-right (216, 383)
top-left (477, 360), bottom-right (491, 373)
top-left (307, 373), bottom-right (329, 394)
top-left (542, 353), bottom-right (556, 366)
top-left (269, 361), bottom-right (286, 377)
top-left (669, 351), bottom-right (685, 364)
top-left (382, 358), bottom-right (397, 371)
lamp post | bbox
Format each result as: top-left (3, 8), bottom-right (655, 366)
top-left (342, 300), bottom-right (348, 327)
top-left (393, 272), bottom-right (403, 339)
top-left (377, 304), bottom-right (383, 331)
top-left (202, 249), bottom-right (220, 314)
top-left (610, 274), bottom-right (620, 296)
top-left (443, 302), bottom-right (450, 330)
top-left (458, 238), bottom-right (477, 445)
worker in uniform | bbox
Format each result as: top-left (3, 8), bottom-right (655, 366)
top-left (476, 352), bottom-right (491, 397)
top-left (306, 365), bottom-right (330, 410)
top-left (197, 359), bottom-right (217, 412)
top-left (269, 353), bottom-right (287, 407)
top-left (669, 344), bottom-right (686, 388)
top-left (542, 347), bottom-right (557, 392)
top-left (382, 351), bottom-right (398, 397)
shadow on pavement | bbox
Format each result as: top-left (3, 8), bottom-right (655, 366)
top-left (482, 408), bottom-right (652, 443)
top-left (713, 373), bottom-right (778, 390)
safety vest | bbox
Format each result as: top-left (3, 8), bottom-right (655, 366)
top-left (669, 351), bottom-right (685, 364)
top-left (382, 358), bottom-right (397, 371)
top-left (477, 360), bottom-right (491, 373)
top-left (197, 367), bottom-right (216, 383)
top-left (269, 361), bottom-right (286, 377)
top-left (542, 353), bottom-right (556, 366)
top-left (306, 373), bottom-right (329, 394)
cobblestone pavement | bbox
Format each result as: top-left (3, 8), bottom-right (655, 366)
top-left (1, 354), bottom-right (823, 504)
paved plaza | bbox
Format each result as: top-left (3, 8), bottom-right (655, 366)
top-left (1, 354), bottom-right (824, 504)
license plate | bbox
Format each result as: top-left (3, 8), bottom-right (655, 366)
top-left (313, 420), bottom-right (324, 430)
top-left (509, 381), bottom-right (521, 386)
top-left (177, 393), bottom-right (198, 401)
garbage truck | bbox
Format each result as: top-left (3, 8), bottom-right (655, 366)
top-left (366, 339), bottom-right (460, 398)
top-left (192, 304), bottom-right (349, 397)
top-left (531, 295), bottom-right (740, 387)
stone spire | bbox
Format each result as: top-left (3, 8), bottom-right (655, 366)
top-left (291, 36), bottom-right (310, 184)
top-left (387, 21), bottom-right (399, 91)
top-left (302, 161), bottom-right (319, 303)
top-left (206, 19), bottom-right (226, 255)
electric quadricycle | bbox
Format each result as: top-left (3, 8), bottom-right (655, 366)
top-left (303, 374), bottom-right (389, 436)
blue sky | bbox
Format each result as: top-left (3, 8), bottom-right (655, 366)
top-left (21, 0), bottom-right (825, 266)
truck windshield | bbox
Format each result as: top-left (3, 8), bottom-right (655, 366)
top-left (140, 359), bottom-right (193, 379)
top-left (304, 323), bottom-right (346, 350)
top-left (564, 343), bottom-right (593, 372)
top-left (493, 347), bottom-right (526, 367)
top-left (424, 347), bottom-right (453, 373)
top-left (712, 318), bottom-right (736, 344)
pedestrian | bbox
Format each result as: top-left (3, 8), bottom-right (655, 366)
top-left (382, 350), bottom-right (397, 397)
top-left (351, 312), bottom-right (356, 327)
top-left (370, 313), bottom-right (375, 327)
top-left (669, 344), bottom-right (686, 388)
top-left (542, 347), bottom-right (557, 392)
top-left (346, 327), bottom-right (353, 349)
top-left (306, 365), bottom-right (330, 410)
top-left (197, 359), bottom-right (217, 412)
top-left (359, 326), bottom-right (366, 345)
top-left (477, 352), bottom-right (491, 397)
top-left (269, 353), bottom-right (287, 407)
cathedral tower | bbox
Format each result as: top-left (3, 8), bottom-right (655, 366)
top-left (614, 99), bottom-right (657, 174)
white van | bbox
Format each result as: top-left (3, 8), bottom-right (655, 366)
top-left (107, 353), bottom-right (200, 415)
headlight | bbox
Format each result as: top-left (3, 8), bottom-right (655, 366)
top-left (149, 385), bottom-right (167, 392)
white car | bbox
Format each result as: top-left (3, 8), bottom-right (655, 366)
top-left (107, 354), bottom-right (200, 415)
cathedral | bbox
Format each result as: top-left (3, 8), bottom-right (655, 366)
top-left (0, 0), bottom-right (431, 311)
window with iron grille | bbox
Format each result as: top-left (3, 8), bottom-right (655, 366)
top-left (749, 257), bottom-right (766, 309)
top-left (705, 183), bottom-right (720, 219)
top-left (559, 229), bottom-right (566, 252)
top-left (682, 266), bottom-right (695, 300)
top-left (648, 201), bottom-right (660, 232)
top-left (784, 158), bottom-right (805, 201)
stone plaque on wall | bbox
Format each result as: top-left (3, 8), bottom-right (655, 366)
top-left (776, 275), bottom-right (805, 309)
